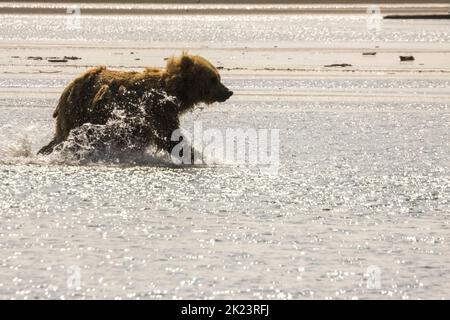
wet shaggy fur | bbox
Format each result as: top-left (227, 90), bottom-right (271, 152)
top-left (37, 53), bottom-right (233, 157)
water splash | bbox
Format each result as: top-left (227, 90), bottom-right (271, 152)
top-left (0, 90), bottom-right (183, 167)
top-left (0, 123), bottom-right (38, 164)
top-left (50, 89), bottom-right (181, 165)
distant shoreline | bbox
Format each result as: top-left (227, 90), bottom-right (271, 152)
top-left (385, 14), bottom-right (450, 19)
top-left (1, 2), bottom-right (449, 15)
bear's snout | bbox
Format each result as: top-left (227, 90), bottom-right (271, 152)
top-left (217, 88), bottom-right (233, 102)
top-left (225, 90), bottom-right (233, 99)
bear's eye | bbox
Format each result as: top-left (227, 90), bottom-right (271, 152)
top-left (210, 77), bottom-right (218, 84)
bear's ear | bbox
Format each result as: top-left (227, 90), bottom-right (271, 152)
top-left (166, 53), bottom-right (193, 74)
top-left (180, 55), bottom-right (194, 70)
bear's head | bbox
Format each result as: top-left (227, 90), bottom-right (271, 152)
top-left (164, 53), bottom-right (233, 112)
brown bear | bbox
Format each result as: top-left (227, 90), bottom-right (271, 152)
top-left (37, 52), bottom-right (233, 161)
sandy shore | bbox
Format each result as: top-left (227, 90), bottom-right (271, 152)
top-left (1, 41), bottom-right (449, 104)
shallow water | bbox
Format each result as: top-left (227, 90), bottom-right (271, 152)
top-left (0, 9), bottom-right (450, 299)
top-left (1, 77), bottom-right (450, 91)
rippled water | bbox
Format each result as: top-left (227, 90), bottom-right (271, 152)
top-left (1, 92), bottom-right (449, 299)
top-left (1, 14), bottom-right (449, 43)
top-left (1, 78), bottom-right (450, 91)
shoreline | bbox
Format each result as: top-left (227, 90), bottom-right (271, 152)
top-left (0, 3), bottom-right (449, 15)
top-left (385, 14), bottom-right (450, 20)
